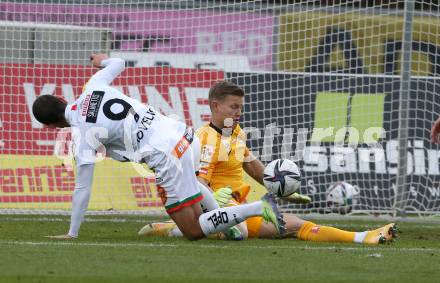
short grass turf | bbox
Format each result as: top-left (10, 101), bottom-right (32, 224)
top-left (0, 215), bottom-right (439, 283)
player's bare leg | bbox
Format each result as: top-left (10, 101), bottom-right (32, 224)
top-left (167, 193), bottom-right (285, 240)
top-left (168, 203), bottom-right (205, 240)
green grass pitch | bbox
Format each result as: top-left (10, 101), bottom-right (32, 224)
top-left (0, 215), bottom-right (439, 283)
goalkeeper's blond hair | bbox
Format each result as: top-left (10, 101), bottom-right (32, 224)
top-left (208, 80), bottom-right (244, 109)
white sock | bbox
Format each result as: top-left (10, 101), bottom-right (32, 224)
top-left (198, 201), bottom-right (263, 235)
top-left (198, 182), bottom-right (220, 212)
top-left (353, 231), bottom-right (368, 243)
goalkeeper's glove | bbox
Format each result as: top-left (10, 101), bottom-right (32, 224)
top-left (281, 192), bottom-right (311, 204)
top-left (213, 187), bottom-right (233, 207)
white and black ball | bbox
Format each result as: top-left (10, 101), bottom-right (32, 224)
top-left (326, 182), bottom-right (359, 214)
top-left (263, 159), bottom-right (301, 197)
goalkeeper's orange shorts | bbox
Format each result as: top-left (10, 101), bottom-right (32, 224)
top-left (228, 199), bottom-right (263, 238)
top-left (246, 216), bottom-right (263, 238)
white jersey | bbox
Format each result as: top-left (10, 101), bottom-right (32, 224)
top-left (65, 60), bottom-right (185, 165)
top-left (64, 58), bottom-right (189, 237)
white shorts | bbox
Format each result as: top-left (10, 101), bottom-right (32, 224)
top-left (138, 117), bottom-right (202, 213)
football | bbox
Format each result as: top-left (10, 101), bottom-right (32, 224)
top-left (263, 159), bottom-right (301, 197)
top-left (325, 182), bottom-right (359, 214)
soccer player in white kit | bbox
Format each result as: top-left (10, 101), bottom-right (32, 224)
top-left (32, 54), bottom-right (285, 240)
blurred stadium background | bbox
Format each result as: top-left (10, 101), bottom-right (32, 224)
top-left (1, 0), bottom-right (440, 220)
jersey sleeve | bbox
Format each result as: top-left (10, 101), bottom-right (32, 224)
top-left (85, 58), bottom-right (125, 88)
top-left (197, 129), bottom-right (219, 184)
top-left (243, 146), bottom-right (258, 162)
top-left (236, 126), bottom-right (252, 161)
top-left (244, 146), bottom-right (250, 157)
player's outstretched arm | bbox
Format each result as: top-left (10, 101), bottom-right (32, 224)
top-left (45, 163), bottom-right (95, 240)
top-left (87, 53), bottom-right (125, 87)
top-left (431, 116), bottom-right (440, 144)
top-left (68, 164), bottom-right (95, 238)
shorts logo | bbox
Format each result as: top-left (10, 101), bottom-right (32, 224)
top-left (311, 226), bottom-right (320, 234)
top-left (85, 91), bottom-right (104, 123)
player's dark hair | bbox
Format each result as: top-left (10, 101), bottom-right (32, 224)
top-left (32, 95), bottom-right (67, 125)
top-left (208, 80), bottom-right (244, 103)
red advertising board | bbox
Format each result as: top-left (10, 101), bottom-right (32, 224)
top-left (0, 63), bottom-right (224, 156)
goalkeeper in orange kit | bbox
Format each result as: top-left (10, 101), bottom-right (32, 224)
top-left (139, 81), bottom-right (397, 244)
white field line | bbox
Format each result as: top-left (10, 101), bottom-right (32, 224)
top-left (1, 217), bottom-right (439, 229)
top-left (0, 217), bottom-right (148, 223)
top-left (0, 240), bottom-right (438, 253)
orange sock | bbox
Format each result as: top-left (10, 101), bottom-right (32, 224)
top-left (297, 221), bottom-right (356, 243)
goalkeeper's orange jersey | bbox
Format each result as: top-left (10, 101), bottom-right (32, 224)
top-left (196, 123), bottom-right (251, 203)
